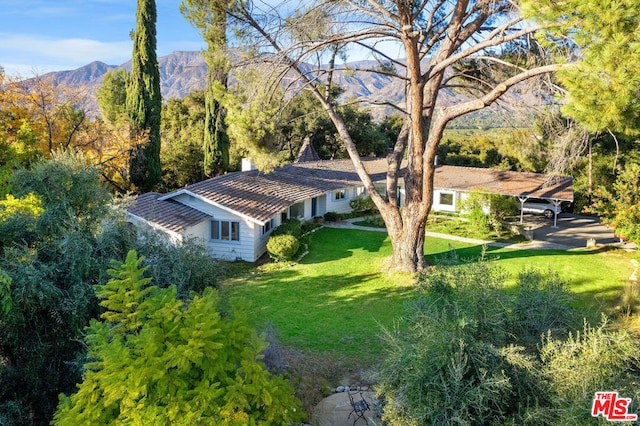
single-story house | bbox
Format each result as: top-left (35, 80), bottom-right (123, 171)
top-left (127, 158), bottom-right (573, 262)
top-left (128, 158), bottom-right (386, 262)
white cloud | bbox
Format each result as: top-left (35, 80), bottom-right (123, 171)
top-left (0, 34), bottom-right (132, 75)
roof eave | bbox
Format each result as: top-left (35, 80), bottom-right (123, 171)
top-left (127, 212), bottom-right (184, 239)
top-left (161, 189), bottom-right (267, 225)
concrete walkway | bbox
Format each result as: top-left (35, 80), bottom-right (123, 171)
top-left (323, 214), bottom-right (635, 251)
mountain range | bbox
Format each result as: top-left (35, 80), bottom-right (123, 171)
top-left (42, 50), bottom-right (532, 126)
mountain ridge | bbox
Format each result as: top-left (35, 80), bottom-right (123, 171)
top-left (41, 50), bottom-right (531, 126)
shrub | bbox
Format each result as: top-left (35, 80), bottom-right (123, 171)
top-left (133, 229), bottom-right (223, 299)
top-left (323, 211), bottom-right (341, 221)
top-left (467, 206), bottom-right (491, 234)
top-left (379, 261), bottom-right (516, 425)
top-left (349, 195), bottom-right (377, 214)
top-left (271, 218), bottom-right (302, 238)
top-left (511, 267), bottom-right (576, 347)
top-left (540, 318), bottom-right (640, 424)
top-left (379, 258), bottom-right (640, 425)
top-left (461, 191), bottom-right (519, 236)
top-left (266, 234), bottom-right (300, 261)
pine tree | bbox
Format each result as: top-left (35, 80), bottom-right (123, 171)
top-left (53, 250), bottom-right (304, 425)
top-left (127, 0), bottom-right (162, 191)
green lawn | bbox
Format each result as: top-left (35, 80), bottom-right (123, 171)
top-left (353, 214), bottom-right (528, 243)
top-left (222, 228), bottom-right (635, 363)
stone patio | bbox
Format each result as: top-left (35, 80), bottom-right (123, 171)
top-left (310, 390), bottom-right (382, 426)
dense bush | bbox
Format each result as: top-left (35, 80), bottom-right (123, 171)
top-left (467, 206), bottom-right (491, 234)
top-left (267, 234), bottom-right (300, 261)
top-left (0, 154), bottom-right (226, 425)
top-left (377, 258), bottom-right (640, 425)
top-left (132, 229), bottom-right (223, 299)
top-left (271, 218), bottom-right (303, 238)
top-left (323, 211), bottom-right (342, 221)
top-left (511, 267), bottom-right (576, 347)
top-left (462, 191), bottom-right (519, 236)
top-left (379, 261), bottom-right (515, 425)
top-left (540, 319), bottom-right (640, 424)
top-left (349, 195), bottom-right (377, 214)
top-left (0, 153), bottom-right (118, 425)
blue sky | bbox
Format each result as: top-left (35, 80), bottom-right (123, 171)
top-left (0, 0), bottom-right (206, 76)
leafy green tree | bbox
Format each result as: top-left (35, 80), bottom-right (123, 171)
top-left (524, 0), bottom-right (640, 135)
top-left (223, 68), bottom-right (283, 171)
top-left (0, 152), bottom-right (116, 424)
top-left (127, 0), bottom-right (162, 191)
top-left (588, 162), bottom-right (640, 244)
top-left (97, 69), bottom-right (128, 124)
top-left (275, 88), bottom-right (389, 161)
top-left (12, 151), bottom-right (112, 237)
top-left (181, 0), bottom-right (231, 177)
top-left (54, 250), bottom-right (304, 425)
top-left (227, 0), bottom-right (584, 271)
top-left (159, 92), bottom-right (206, 190)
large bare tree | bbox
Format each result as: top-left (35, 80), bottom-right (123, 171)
top-left (221, 0), bottom-right (596, 271)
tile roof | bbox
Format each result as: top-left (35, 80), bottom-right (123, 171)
top-left (181, 158), bottom-right (388, 223)
top-left (434, 165), bottom-right (574, 201)
top-left (128, 192), bottom-right (211, 233)
top-left (128, 160), bottom-right (573, 231)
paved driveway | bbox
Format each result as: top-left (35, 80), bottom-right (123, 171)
top-left (524, 213), bottom-right (621, 248)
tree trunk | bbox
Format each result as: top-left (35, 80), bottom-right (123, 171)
top-left (386, 207), bottom-right (429, 272)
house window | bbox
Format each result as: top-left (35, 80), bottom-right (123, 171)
top-left (374, 183), bottom-right (386, 196)
top-left (439, 192), bottom-right (454, 206)
top-left (290, 202), bottom-right (305, 218)
top-left (334, 190), bottom-right (346, 200)
top-left (261, 219), bottom-right (275, 236)
top-left (211, 220), bottom-right (240, 241)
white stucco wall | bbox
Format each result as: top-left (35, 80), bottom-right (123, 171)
top-left (174, 193), bottom-right (259, 261)
top-left (325, 186), bottom-right (364, 214)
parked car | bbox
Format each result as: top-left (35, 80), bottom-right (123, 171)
top-left (519, 198), bottom-right (562, 219)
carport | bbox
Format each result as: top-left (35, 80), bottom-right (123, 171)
top-left (516, 196), bottom-right (567, 228)
top-left (434, 166), bottom-right (574, 228)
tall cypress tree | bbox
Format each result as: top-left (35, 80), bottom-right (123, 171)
top-left (181, 0), bottom-right (230, 177)
top-left (203, 63), bottom-right (230, 177)
top-left (127, 0), bottom-right (162, 192)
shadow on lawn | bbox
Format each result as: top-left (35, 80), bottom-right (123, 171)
top-left (247, 270), bottom-right (414, 360)
top-left (302, 228), bottom-right (388, 264)
top-left (427, 243), bottom-right (609, 264)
